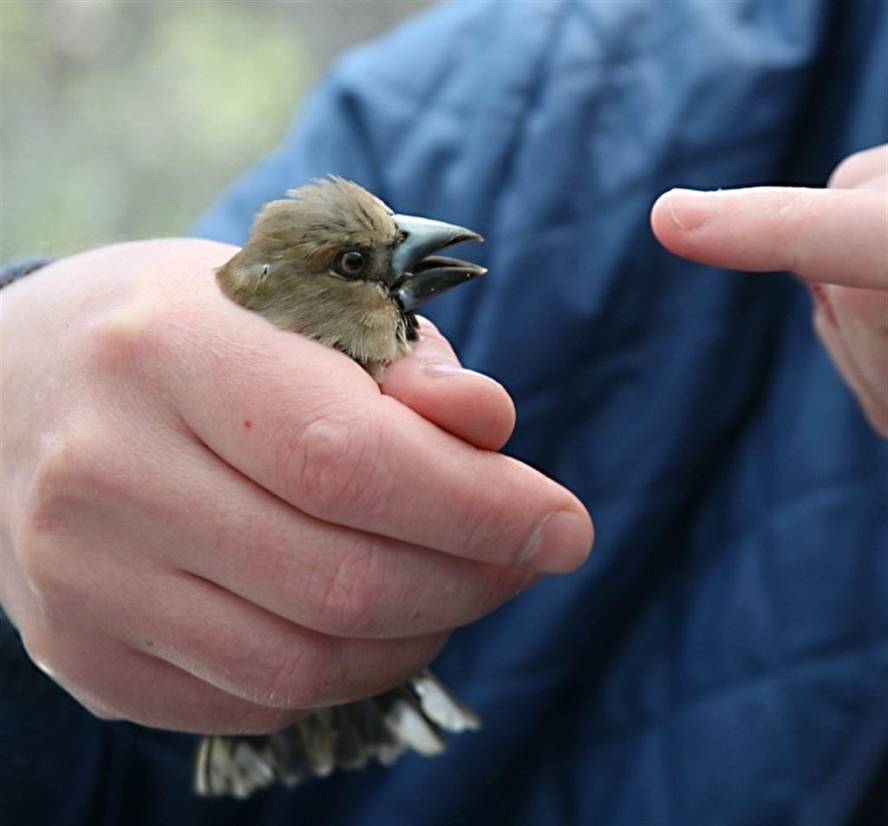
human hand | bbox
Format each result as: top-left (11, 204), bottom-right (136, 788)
top-left (651, 144), bottom-right (888, 436)
top-left (0, 239), bottom-right (593, 733)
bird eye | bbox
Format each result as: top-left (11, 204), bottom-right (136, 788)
top-left (337, 250), bottom-right (367, 277)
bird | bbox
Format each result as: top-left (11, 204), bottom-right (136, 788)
top-left (196, 177), bottom-right (487, 799)
top-left (215, 176), bottom-right (486, 381)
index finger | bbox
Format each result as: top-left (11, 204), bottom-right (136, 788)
top-left (156, 248), bottom-right (593, 574)
top-left (651, 187), bottom-right (888, 289)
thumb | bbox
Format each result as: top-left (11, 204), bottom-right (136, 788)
top-left (381, 318), bottom-right (516, 451)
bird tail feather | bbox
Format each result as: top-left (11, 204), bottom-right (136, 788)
top-left (193, 670), bottom-right (480, 799)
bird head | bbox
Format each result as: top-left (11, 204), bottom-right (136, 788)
top-left (217, 177), bottom-right (485, 314)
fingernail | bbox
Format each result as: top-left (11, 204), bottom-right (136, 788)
top-left (667, 188), bottom-right (717, 231)
top-left (521, 511), bottom-right (594, 573)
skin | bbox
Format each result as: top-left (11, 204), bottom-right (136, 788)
top-left (0, 238), bottom-right (593, 734)
top-left (651, 143), bottom-right (888, 437)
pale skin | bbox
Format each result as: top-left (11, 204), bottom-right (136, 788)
top-left (652, 144), bottom-right (888, 437)
top-left (0, 238), bottom-right (593, 733)
top-left (1, 146), bottom-right (883, 736)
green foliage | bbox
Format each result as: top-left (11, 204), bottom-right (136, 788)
top-left (1, 1), bottom-right (317, 259)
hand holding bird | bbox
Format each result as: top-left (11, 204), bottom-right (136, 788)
top-left (0, 185), bottom-right (594, 799)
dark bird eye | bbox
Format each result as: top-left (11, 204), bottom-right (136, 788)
top-left (337, 250), bottom-right (367, 277)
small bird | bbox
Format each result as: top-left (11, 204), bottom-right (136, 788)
top-left (215, 176), bottom-right (486, 381)
top-left (196, 177), bottom-right (487, 799)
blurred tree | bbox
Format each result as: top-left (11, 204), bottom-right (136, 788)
top-left (0, 0), bottom-right (431, 260)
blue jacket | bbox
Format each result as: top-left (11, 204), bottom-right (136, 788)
top-left (4, 1), bottom-right (887, 824)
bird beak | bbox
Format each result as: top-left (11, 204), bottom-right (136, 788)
top-left (390, 215), bottom-right (486, 311)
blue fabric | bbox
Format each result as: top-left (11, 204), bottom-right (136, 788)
top-left (4, 1), bottom-right (887, 823)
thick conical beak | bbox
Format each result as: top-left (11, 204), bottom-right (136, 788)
top-left (391, 214), bottom-right (486, 311)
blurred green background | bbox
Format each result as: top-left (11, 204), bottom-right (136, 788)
top-left (1, 0), bottom-right (431, 261)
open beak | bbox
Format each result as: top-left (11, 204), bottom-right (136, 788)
top-left (391, 215), bottom-right (486, 311)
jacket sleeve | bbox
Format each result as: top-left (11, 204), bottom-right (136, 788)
top-left (0, 258), bottom-right (57, 291)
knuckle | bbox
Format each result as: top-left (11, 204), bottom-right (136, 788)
top-left (22, 428), bottom-right (108, 535)
top-left (251, 646), bottom-right (329, 708)
top-left (17, 537), bottom-right (84, 624)
top-left (16, 619), bottom-right (124, 722)
top-left (17, 431), bottom-right (110, 616)
top-left (17, 620), bottom-right (66, 684)
top-left (280, 407), bottom-right (386, 518)
top-left (461, 487), bottom-right (512, 562)
top-left (315, 542), bottom-right (384, 636)
top-left (16, 621), bottom-right (51, 670)
top-left (233, 634), bottom-right (328, 710)
top-left (82, 297), bottom-right (166, 374)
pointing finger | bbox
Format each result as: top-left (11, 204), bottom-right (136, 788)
top-left (651, 187), bottom-right (888, 289)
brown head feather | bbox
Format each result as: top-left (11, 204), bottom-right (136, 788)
top-left (284, 177), bottom-right (396, 240)
top-left (215, 177), bottom-right (412, 379)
